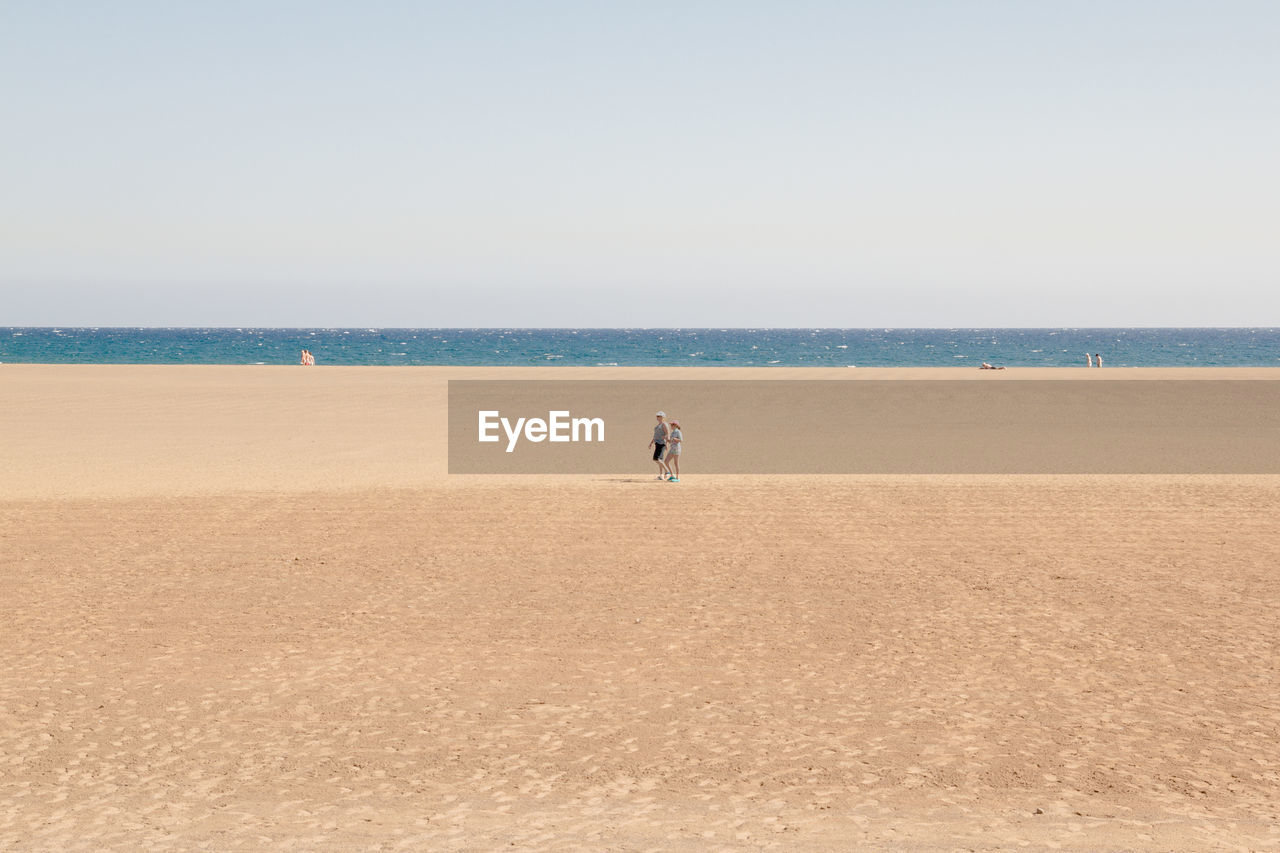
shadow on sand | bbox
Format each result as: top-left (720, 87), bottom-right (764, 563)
top-left (595, 477), bottom-right (663, 484)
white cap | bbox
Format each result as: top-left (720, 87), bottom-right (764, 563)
top-left (656, 411), bottom-right (665, 417)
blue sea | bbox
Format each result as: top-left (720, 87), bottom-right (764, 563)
top-left (2, 328), bottom-right (1279, 367)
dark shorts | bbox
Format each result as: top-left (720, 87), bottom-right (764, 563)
top-left (653, 443), bottom-right (666, 461)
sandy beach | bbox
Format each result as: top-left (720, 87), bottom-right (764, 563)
top-left (3, 366), bottom-right (1279, 850)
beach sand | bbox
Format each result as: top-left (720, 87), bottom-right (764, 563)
top-left (2, 366), bottom-right (1278, 850)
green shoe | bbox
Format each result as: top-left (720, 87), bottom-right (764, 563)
top-left (668, 477), bottom-right (680, 483)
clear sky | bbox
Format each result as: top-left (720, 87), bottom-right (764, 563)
top-left (2, 1), bottom-right (1277, 326)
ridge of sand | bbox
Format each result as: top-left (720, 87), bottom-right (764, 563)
top-left (4, 365), bottom-right (1279, 498)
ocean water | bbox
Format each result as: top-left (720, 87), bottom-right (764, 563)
top-left (2, 328), bottom-right (1279, 367)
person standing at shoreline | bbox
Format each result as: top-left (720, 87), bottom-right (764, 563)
top-left (649, 412), bottom-right (670, 480)
top-left (1095, 353), bottom-right (1102, 368)
top-left (1085, 352), bottom-right (1094, 367)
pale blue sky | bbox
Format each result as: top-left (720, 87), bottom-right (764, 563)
top-left (2, 1), bottom-right (1277, 326)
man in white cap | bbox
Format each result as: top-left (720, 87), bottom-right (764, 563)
top-left (649, 411), bottom-right (670, 479)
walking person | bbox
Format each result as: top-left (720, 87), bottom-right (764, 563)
top-left (665, 420), bottom-right (682, 482)
top-left (1094, 353), bottom-right (1102, 368)
top-left (1085, 352), bottom-right (1094, 367)
top-left (649, 411), bottom-right (670, 480)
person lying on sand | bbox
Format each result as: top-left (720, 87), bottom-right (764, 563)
top-left (980, 362), bottom-right (1006, 370)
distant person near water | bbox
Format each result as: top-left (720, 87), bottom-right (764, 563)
top-left (980, 362), bottom-right (1005, 370)
top-left (649, 411), bottom-right (669, 479)
top-left (1086, 352), bottom-right (1094, 367)
top-left (300, 349), bottom-right (315, 366)
top-left (665, 420), bottom-right (682, 482)
top-left (1094, 353), bottom-right (1102, 368)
